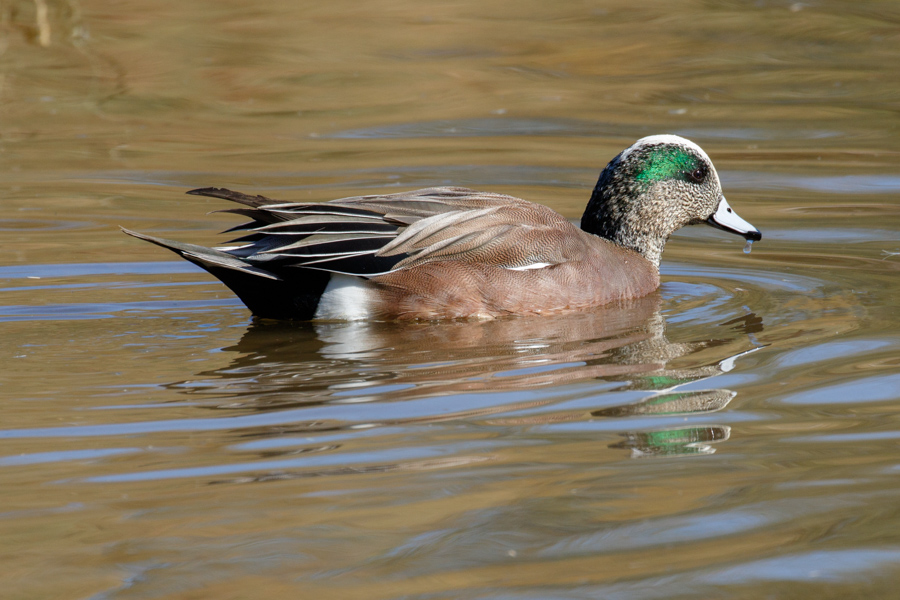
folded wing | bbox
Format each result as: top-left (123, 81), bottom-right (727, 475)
top-left (186, 186), bottom-right (576, 277)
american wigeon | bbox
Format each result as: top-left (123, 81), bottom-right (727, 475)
top-left (124, 134), bottom-right (761, 320)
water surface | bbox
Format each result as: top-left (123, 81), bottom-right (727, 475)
top-left (2, 0), bottom-right (900, 598)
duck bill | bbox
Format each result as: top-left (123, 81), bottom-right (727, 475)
top-left (707, 196), bottom-right (762, 241)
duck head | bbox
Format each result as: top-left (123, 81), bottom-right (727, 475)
top-left (581, 134), bottom-right (761, 267)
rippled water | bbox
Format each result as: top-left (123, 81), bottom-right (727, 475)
top-left (2, 0), bottom-right (900, 598)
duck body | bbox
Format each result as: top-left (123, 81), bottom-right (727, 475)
top-left (124, 135), bottom-right (760, 321)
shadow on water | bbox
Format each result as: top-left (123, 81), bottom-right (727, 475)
top-left (162, 292), bottom-right (766, 475)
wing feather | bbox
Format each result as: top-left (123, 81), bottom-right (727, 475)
top-left (178, 186), bottom-right (577, 278)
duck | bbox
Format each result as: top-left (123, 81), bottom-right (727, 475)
top-left (123, 134), bottom-right (761, 321)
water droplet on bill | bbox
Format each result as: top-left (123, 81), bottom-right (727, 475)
top-left (744, 240), bottom-right (753, 254)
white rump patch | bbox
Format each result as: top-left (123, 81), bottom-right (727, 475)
top-left (505, 262), bottom-right (553, 271)
top-left (313, 274), bottom-right (373, 321)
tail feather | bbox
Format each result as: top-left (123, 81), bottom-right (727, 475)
top-left (187, 187), bottom-right (278, 208)
top-left (122, 228), bottom-right (280, 280)
top-left (122, 228), bottom-right (330, 320)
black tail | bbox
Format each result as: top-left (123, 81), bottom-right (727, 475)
top-left (122, 228), bottom-right (329, 320)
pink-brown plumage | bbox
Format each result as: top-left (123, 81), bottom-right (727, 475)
top-left (123, 135), bottom-right (760, 321)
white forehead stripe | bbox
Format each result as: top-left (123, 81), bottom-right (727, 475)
top-left (619, 134), bottom-right (712, 164)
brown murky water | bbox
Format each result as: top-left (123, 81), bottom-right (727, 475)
top-left (3, 0), bottom-right (900, 598)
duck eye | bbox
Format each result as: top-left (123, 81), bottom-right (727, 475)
top-left (687, 167), bottom-right (707, 184)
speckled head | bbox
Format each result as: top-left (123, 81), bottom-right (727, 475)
top-left (581, 135), bottom-right (760, 267)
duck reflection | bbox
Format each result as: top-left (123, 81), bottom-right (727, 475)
top-left (610, 423), bottom-right (732, 458)
top-left (169, 292), bottom-right (763, 457)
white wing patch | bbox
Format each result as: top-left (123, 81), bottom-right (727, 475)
top-left (505, 262), bottom-right (553, 271)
